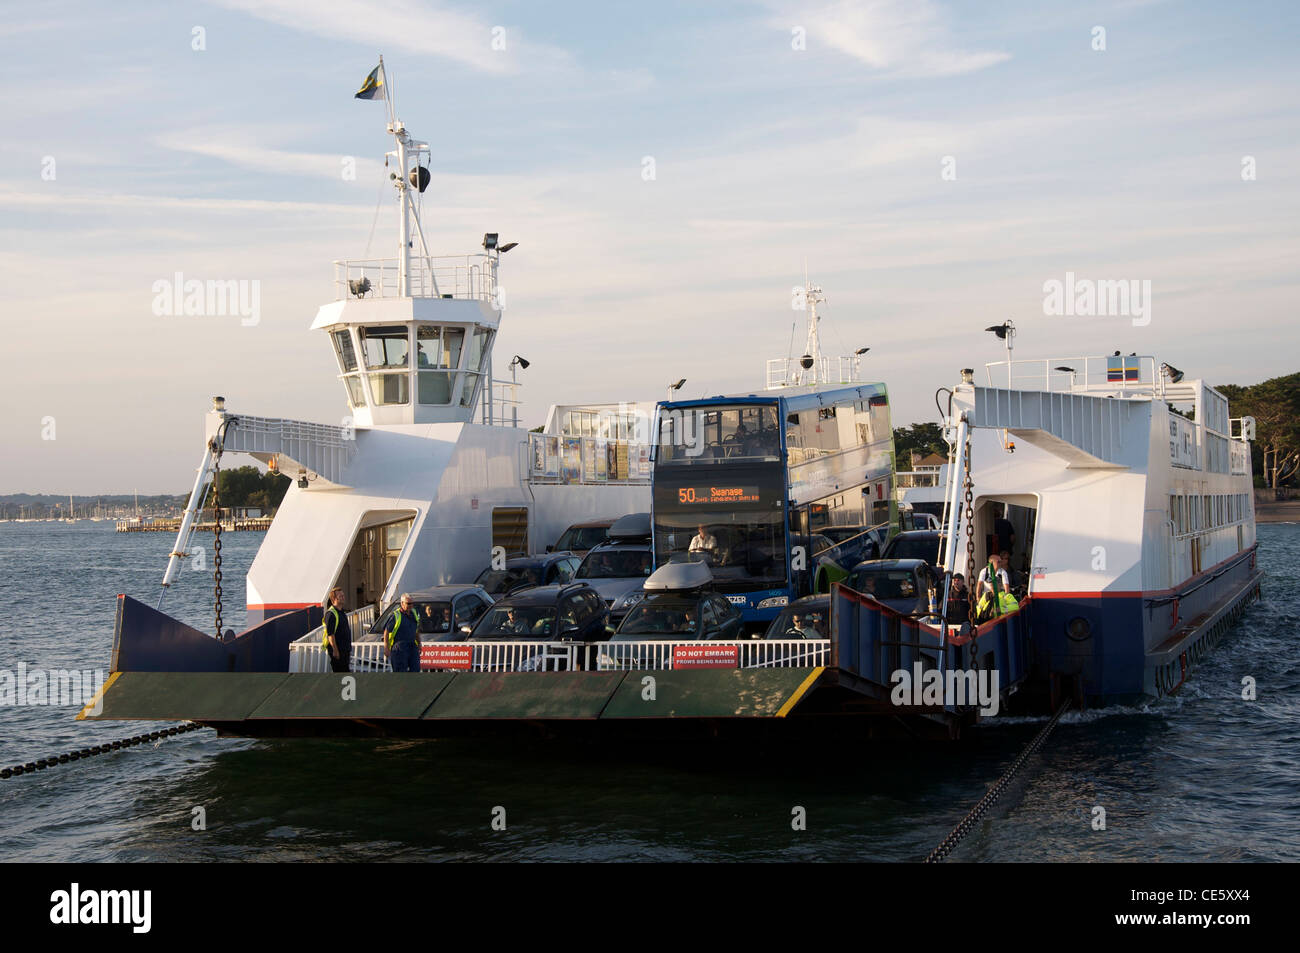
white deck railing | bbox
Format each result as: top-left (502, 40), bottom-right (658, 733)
top-left (289, 605), bottom-right (378, 672)
top-left (333, 255), bottom-right (498, 302)
top-left (586, 639), bottom-right (830, 671)
top-left (287, 638), bottom-right (830, 673)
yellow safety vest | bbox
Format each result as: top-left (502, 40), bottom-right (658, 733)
top-left (387, 610), bottom-right (418, 650)
top-left (322, 605), bottom-right (340, 649)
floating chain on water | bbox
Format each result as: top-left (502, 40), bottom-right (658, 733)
top-left (0, 722), bottom-right (208, 780)
top-left (923, 698), bottom-right (1072, 863)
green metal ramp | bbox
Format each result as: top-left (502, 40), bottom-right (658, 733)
top-left (600, 667), bottom-right (823, 719)
top-left (78, 672), bottom-right (289, 721)
top-left (424, 672), bottom-right (627, 720)
top-left (249, 673), bottom-right (456, 720)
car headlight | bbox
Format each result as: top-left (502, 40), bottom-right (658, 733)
top-left (756, 596), bottom-right (788, 609)
top-left (615, 591), bottom-right (646, 610)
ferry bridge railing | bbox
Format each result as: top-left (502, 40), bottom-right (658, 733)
top-left (333, 255), bottom-right (498, 302)
top-left (983, 355), bottom-right (1164, 396)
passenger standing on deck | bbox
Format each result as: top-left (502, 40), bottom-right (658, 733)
top-left (385, 593), bottom-right (422, 672)
top-left (323, 587), bottom-right (352, 673)
top-left (978, 553), bottom-right (1011, 592)
top-left (993, 505), bottom-right (1016, 560)
top-left (945, 574), bottom-right (970, 624)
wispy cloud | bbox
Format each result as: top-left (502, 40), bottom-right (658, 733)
top-left (771, 0), bottom-right (1010, 77)
top-left (208, 0), bottom-right (575, 75)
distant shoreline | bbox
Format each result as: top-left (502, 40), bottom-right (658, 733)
top-left (1258, 501), bottom-right (1300, 523)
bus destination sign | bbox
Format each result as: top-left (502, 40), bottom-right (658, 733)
top-left (676, 485), bottom-right (762, 505)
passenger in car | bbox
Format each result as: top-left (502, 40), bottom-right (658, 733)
top-left (421, 604), bottom-right (448, 633)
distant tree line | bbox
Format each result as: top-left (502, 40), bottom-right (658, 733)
top-left (201, 466), bottom-right (291, 511)
top-left (1220, 372), bottom-right (1300, 489)
top-left (892, 422), bottom-right (948, 465)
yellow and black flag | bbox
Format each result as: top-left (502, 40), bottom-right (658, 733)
top-left (355, 63), bottom-right (385, 101)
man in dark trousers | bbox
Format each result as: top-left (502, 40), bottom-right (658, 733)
top-left (992, 504), bottom-right (1016, 560)
top-left (322, 587), bottom-right (352, 673)
top-left (385, 593), bottom-right (422, 672)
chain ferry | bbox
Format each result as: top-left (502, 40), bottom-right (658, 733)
top-left (81, 69), bottom-right (1261, 739)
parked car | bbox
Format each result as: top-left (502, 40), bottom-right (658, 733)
top-left (763, 594), bottom-right (831, 640)
top-left (880, 530), bottom-right (945, 563)
top-left (573, 512), bottom-right (654, 622)
top-left (467, 582), bottom-right (610, 643)
top-left (596, 562), bottom-right (744, 669)
top-left (610, 561), bottom-right (744, 642)
top-left (846, 558), bottom-right (937, 616)
top-left (363, 585), bottom-right (495, 644)
top-left (473, 552), bottom-right (581, 596)
top-left (548, 517), bottom-right (618, 556)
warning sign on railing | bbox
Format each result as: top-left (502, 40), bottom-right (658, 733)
top-left (672, 645), bottom-right (739, 669)
top-left (421, 645), bottom-right (473, 671)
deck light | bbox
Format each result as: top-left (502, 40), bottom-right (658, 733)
top-left (482, 233), bottom-right (498, 251)
top-left (1162, 363), bottom-right (1184, 384)
top-left (1054, 366), bottom-right (1075, 373)
top-left (511, 355), bottom-right (530, 370)
top-left (212, 396), bottom-right (226, 412)
top-left (499, 242), bottom-right (518, 253)
top-left (855, 347), bottom-right (870, 355)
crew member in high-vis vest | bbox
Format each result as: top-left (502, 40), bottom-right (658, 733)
top-left (322, 587), bottom-right (352, 673)
top-left (385, 593), bottom-right (422, 672)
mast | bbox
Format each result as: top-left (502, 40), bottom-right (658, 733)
top-left (799, 269), bottom-right (825, 386)
top-left (376, 56), bottom-right (436, 298)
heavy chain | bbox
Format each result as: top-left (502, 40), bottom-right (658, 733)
top-left (963, 428), bottom-right (977, 670)
top-left (212, 441), bottom-right (224, 638)
top-left (923, 698), bottom-right (1072, 863)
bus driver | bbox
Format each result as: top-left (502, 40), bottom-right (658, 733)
top-left (689, 524), bottom-right (717, 555)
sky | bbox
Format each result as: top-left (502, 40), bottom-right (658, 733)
top-left (2, 0), bottom-right (1298, 493)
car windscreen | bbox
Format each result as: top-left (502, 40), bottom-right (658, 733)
top-left (851, 570), bottom-right (921, 600)
top-left (474, 567), bottom-right (544, 594)
top-left (473, 605), bottom-right (556, 638)
top-left (615, 597), bottom-right (699, 638)
top-left (767, 605), bottom-right (829, 639)
top-left (577, 550), bottom-right (653, 579)
top-left (885, 537), bottom-right (942, 561)
top-left (415, 602), bottom-right (453, 633)
top-left (558, 526), bottom-right (610, 551)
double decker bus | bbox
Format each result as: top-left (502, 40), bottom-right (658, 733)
top-left (651, 384), bottom-right (897, 625)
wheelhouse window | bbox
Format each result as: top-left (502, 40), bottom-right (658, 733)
top-left (417, 325), bottom-right (467, 405)
top-left (359, 325), bottom-right (410, 406)
top-left (331, 328), bottom-right (367, 409)
top-left (332, 329), bottom-right (359, 372)
top-left (459, 326), bottom-right (492, 408)
top-left (360, 326), bottom-right (410, 369)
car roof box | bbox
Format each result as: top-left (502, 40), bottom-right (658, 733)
top-left (607, 512), bottom-right (651, 540)
top-left (644, 560), bottom-right (712, 591)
